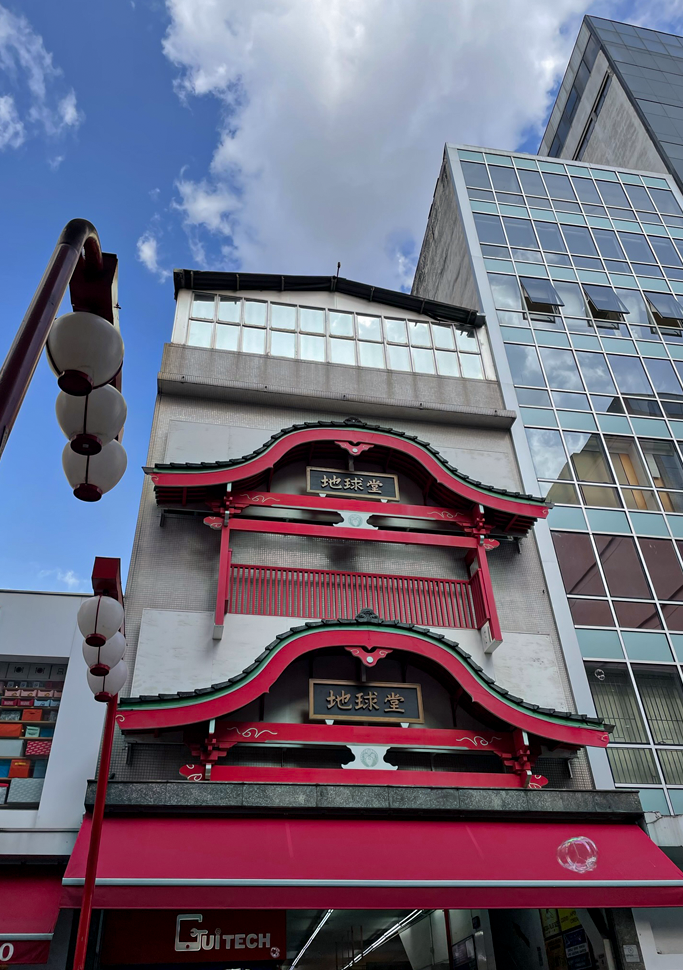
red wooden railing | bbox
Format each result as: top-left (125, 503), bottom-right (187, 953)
top-left (228, 563), bottom-right (483, 629)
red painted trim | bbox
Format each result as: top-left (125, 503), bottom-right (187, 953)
top-left (233, 491), bottom-right (476, 526)
top-left (149, 428), bottom-right (548, 519)
top-left (207, 766), bottom-right (548, 788)
top-left (117, 627), bottom-right (609, 748)
top-left (230, 517), bottom-right (480, 547)
top-left (194, 721), bottom-right (518, 756)
top-left (471, 546), bottom-right (502, 644)
top-left (214, 520), bottom-right (231, 629)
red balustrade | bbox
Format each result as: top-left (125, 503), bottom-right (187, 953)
top-left (228, 564), bottom-right (479, 628)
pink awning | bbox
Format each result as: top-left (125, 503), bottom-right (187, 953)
top-left (0, 866), bottom-right (63, 964)
top-left (62, 815), bottom-right (683, 909)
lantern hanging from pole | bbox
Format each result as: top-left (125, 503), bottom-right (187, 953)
top-left (56, 385), bottom-right (127, 456)
top-left (87, 660), bottom-right (128, 702)
top-left (62, 438), bottom-right (127, 502)
top-left (77, 595), bottom-right (124, 647)
top-left (47, 311), bottom-right (124, 396)
top-left (82, 631), bottom-right (126, 677)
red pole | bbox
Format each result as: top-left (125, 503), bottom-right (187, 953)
top-left (72, 695), bottom-right (118, 970)
top-left (0, 220), bottom-right (103, 459)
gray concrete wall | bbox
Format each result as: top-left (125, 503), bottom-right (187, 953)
top-left (412, 154), bottom-right (481, 312)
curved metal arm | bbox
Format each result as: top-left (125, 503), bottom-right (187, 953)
top-left (0, 219), bottom-right (103, 458)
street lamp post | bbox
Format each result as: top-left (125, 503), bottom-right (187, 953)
top-left (0, 219), bottom-right (127, 498)
top-left (73, 556), bottom-right (128, 970)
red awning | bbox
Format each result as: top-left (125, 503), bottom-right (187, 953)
top-left (0, 866), bottom-right (63, 965)
top-left (62, 816), bottom-right (683, 910)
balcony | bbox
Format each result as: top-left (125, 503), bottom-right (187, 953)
top-left (227, 563), bottom-right (491, 630)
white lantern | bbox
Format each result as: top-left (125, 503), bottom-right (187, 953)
top-left (56, 385), bottom-right (127, 456)
top-left (82, 632), bottom-right (126, 676)
top-left (62, 438), bottom-right (127, 502)
top-left (77, 595), bottom-right (124, 647)
top-left (87, 660), bottom-right (128, 701)
top-left (47, 311), bottom-right (124, 396)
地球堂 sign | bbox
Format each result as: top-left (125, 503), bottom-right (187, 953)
top-left (307, 467), bottom-right (399, 501)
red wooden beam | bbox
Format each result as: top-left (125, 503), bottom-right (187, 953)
top-left (200, 765), bottom-right (550, 789)
top-left (230, 517), bottom-right (481, 548)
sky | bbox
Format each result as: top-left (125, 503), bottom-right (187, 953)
top-left (1, 0), bottom-right (683, 595)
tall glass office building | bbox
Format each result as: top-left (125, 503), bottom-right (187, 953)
top-left (414, 145), bottom-right (683, 820)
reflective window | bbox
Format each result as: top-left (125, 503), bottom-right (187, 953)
top-left (594, 535), bottom-right (652, 599)
top-left (624, 184), bottom-right (655, 211)
top-left (575, 352), bottom-right (617, 394)
top-left (271, 304), bottom-right (297, 329)
top-left (503, 218), bottom-right (537, 249)
top-left (605, 436), bottom-right (650, 487)
top-left (474, 213), bottom-right (507, 246)
top-left (570, 598), bottom-right (613, 625)
top-left (329, 311), bottom-right (354, 336)
top-left (592, 228), bottom-right (626, 260)
top-left (461, 161), bottom-right (491, 189)
top-left (539, 348), bottom-right (583, 389)
top-left (565, 432), bottom-right (613, 483)
top-left (615, 289), bottom-right (650, 325)
top-left (608, 355), bottom-right (654, 395)
top-left (489, 273), bottom-right (523, 310)
top-left (555, 281), bottom-right (588, 316)
top-left (618, 232), bottom-right (656, 263)
top-left (649, 236), bottom-right (682, 266)
top-left (607, 747), bottom-right (660, 784)
top-left (300, 308), bottom-right (325, 333)
top-left (552, 532), bottom-right (606, 595)
top-left (632, 667), bottom-right (683, 744)
top-left (507, 344), bottom-right (545, 385)
top-left (644, 358), bottom-right (683, 398)
top-left (639, 539), bottom-right (683, 602)
top-left (597, 181), bottom-right (631, 208)
top-left (544, 173), bottom-right (576, 200)
top-left (585, 663), bottom-right (648, 743)
top-left (639, 439), bottom-right (683, 490)
top-left (526, 428), bottom-right (571, 480)
top-left (562, 224), bottom-right (598, 256)
top-left (534, 221), bottom-right (567, 252)
top-left (518, 170), bottom-right (547, 196)
top-left (244, 300), bottom-right (267, 326)
top-left (218, 297), bottom-right (241, 323)
top-left (489, 166), bottom-right (522, 193)
top-left (191, 293), bottom-right (215, 319)
top-left (573, 178), bottom-right (602, 204)
top-left (650, 188), bottom-right (683, 215)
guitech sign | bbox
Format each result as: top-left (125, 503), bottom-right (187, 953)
top-left (100, 911), bottom-right (286, 965)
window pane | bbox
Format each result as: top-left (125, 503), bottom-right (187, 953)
top-left (618, 232), bottom-right (656, 263)
top-left (575, 352), bottom-right (616, 394)
top-left (658, 748), bottom-right (683, 784)
top-left (598, 181), bottom-right (630, 207)
top-left (650, 236), bottom-right (682, 266)
top-left (357, 315), bottom-right (381, 341)
top-left (616, 289), bottom-right (650, 325)
top-left (474, 213), bottom-right (507, 245)
top-left (460, 354), bottom-right (484, 379)
top-left (300, 334), bottom-right (325, 361)
top-left (456, 329), bottom-right (479, 353)
top-left (503, 218), bottom-right (538, 249)
top-left (546, 481), bottom-right (579, 503)
top-left (215, 324), bottom-right (239, 351)
top-left (188, 319), bottom-right (213, 347)
top-left (387, 344), bottom-right (412, 371)
top-left (534, 221), bottom-right (567, 252)
top-left (580, 485), bottom-right (621, 507)
top-left (613, 600), bottom-right (661, 629)
top-left (329, 338), bottom-right (355, 365)
top-left (632, 667), bottom-right (683, 744)
top-left (592, 228), bottom-right (626, 260)
top-left (595, 535), bottom-right (652, 598)
top-left (242, 328), bottom-right (266, 354)
top-left (569, 598), bottom-right (613, 625)
top-left (408, 322), bottom-right (432, 347)
top-left (539, 347), bottom-right (583, 390)
top-left (218, 297), bottom-right (240, 323)
top-left (605, 436), bottom-right (649, 487)
top-left (518, 170), bottom-right (547, 196)
top-left (585, 662), bottom-right (648, 742)
top-left (191, 293), bottom-right (215, 319)
top-left (300, 308), bottom-right (325, 333)
top-left (608, 355), bottom-right (653, 395)
top-left (640, 439), bottom-right (683, 489)
top-left (489, 273), bottom-right (523, 310)
top-left (562, 225), bottom-right (598, 256)
top-left (573, 178), bottom-right (601, 204)
top-left (555, 281), bottom-right (587, 316)
top-left (526, 429), bottom-right (571, 480)
top-left (489, 165), bottom-right (521, 193)
top-left (270, 330), bottom-right (296, 358)
top-left (411, 348), bottom-right (435, 373)
top-left (385, 318), bottom-right (407, 343)
top-left (461, 161), bottom-right (491, 189)
top-left (639, 538), bottom-right (683, 601)
top-left (544, 173), bottom-right (576, 200)
top-left (607, 747), bottom-right (659, 784)
top-left (359, 341), bottom-right (385, 368)
top-left (625, 184), bottom-right (655, 211)
top-left (552, 532), bottom-right (606, 595)
top-left (645, 358), bottom-right (683, 398)
top-left (650, 187), bottom-right (683, 214)
top-left (565, 432), bottom-right (613, 483)
top-left (271, 304), bottom-right (296, 330)
top-left (507, 344), bottom-right (545, 385)
top-left (329, 311), bottom-right (354, 336)
top-left (243, 300), bottom-right (267, 326)
top-left (436, 350), bottom-right (459, 376)
top-left (433, 326), bottom-right (455, 350)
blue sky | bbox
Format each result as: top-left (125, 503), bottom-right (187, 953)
top-left (1, 0), bottom-right (683, 594)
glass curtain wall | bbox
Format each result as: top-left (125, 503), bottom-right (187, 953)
top-left (459, 146), bottom-right (683, 814)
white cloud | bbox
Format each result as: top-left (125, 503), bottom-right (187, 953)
top-left (137, 230), bottom-right (171, 281)
top-left (0, 4), bottom-right (83, 153)
top-left (37, 567), bottom-right (88, 592)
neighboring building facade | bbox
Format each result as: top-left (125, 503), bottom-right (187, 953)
top-left (50, 272), bottom-right (683, 970)
top-left (413, 143), bottom-right (683, 965)
top-left (540, 15), bottom-right (683, 190)
top-left (0, 589), bottom-right (105, 968)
